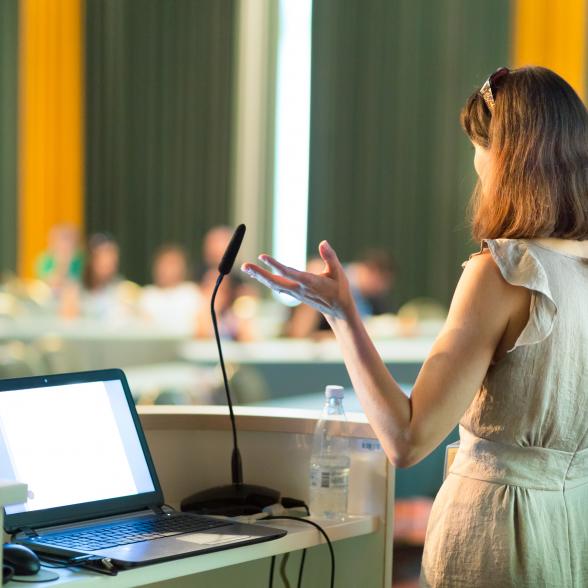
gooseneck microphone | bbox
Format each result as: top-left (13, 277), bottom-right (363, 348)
top-left (218, 223), bottom-right (245, 276)
top-left (181, 224), bottom-right (280, 516)
top-left (212, 224), bottom-right (245, 485)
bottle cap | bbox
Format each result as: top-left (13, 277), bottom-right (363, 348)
top-left (325, 385), bottom-right (344, 399)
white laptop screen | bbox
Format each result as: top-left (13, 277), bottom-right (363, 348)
top-left (0, 379), bottom-right (156, 515)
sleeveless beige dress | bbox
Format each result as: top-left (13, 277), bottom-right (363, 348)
top-left (420, 238), bottom-right (588, 587)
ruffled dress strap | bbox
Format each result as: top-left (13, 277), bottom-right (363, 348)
top-left (465, 238), bottom-right (557, 351)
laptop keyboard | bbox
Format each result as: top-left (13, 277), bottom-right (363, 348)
top-left (29, 514), bottom-right (230, 552)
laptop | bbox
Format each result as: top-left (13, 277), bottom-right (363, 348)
top-left (0, 369), bottom-right (286, 569)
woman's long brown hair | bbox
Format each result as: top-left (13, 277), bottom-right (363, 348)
top-left (461, 66), bottom-right (588, 241)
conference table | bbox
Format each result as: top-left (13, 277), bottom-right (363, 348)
top-left (0, 315), bottom-right (437, 406)
top-left (0, 313), bottom-right (436, 401)
top-left (0, 317), bottom-right (187, 373)
top-left (177, 337), bottom-right (435, 400)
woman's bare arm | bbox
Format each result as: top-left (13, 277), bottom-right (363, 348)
top-left (242, 241), bottom-right (528, 467)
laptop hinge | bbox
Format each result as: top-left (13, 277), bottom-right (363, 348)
top-left (19, 527), bottom-right (39, 538)
top-left (150, 505), bottom-right (165, 515)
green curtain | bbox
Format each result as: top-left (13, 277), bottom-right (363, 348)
top-left (0, 0), bottom-right (18, 275)
top-left (308, 0), bottom-right (511, 306)
top-left (85, 0), bottom-right (236, 284)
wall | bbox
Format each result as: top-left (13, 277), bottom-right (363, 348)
top-left (84, 0), bottom-right (236, 283)
top-left (308, 0), bottom-right (511, 306)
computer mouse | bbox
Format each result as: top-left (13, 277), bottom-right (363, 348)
top-left (2, 543), bottom-right (41, 575)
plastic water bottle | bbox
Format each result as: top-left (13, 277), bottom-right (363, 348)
top-left (309, 385), bottom-right (351, 520)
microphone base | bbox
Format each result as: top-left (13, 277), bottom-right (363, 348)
top-left (180, 483), bottom-right (281, 517)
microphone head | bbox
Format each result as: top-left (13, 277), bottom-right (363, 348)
top-left (218, 224), bottom-right (246, 275)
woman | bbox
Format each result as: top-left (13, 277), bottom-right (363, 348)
top-left (242, 66), bottom-right (588, 586)
top-left (79, 233), bottom-right (130, 321)
top-left (140, 244), bottom-right (201, 333)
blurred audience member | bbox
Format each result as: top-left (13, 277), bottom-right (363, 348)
top-left (347, 249), bottom-right (396, 316)
top-left (197, 225), bottom-right (234, 278)
top-left (77, 233), bottom-right (130, 321)
top-left (194, 268), bottom-right (255, 341)
top-left (285, 250), bottom-right (396, 339)
top-left (194, 226), bottom-right (259, 340)
top-left (140, 245), bottom-right (201, 333)
top-left (284, 258), bottom-right (333, 339)
top-left (197, 225), bottom-right (257, 295)
top-left (36, 224), bottom-right (83, 289)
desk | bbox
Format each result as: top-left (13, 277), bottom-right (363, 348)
top-left (7, 407), bottom-right (394, 587)
top-left (6, 517), bottom-right (378, 587)
top-left (0, 318), bottom-right (187, 372)
top-left (179, 338), bottom-right (434, 398)
top-left (179, 337), bottom-right (434, 364)
top-left (0, 320), bottom-right (433, 390)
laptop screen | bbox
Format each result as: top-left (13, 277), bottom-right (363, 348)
top-left (0, 378), bottom-right (156, 516)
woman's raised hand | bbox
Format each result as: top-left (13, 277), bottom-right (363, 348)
top-left (241, 240), bottom-right (354, 320)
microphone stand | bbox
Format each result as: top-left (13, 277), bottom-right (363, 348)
top-left (180, 273), bottom-right (280, 516)
top-left (211, 273), bottom-right (242, 485)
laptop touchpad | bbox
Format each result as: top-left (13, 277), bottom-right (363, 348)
top-left (177, 533), bottom-right (254, 546)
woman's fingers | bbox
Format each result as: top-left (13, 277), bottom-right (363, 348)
top-left (318, 240), bottom-right (343, 277)
top-left (259, 255), bottom-right (323, 291)
top-left (242, 245), bottom-right (350, 319)
top-left (258, 255), bottom-right (305, 280)
top-left (241, 263), bottom-right (300, 295)
top-left (242, 258), bottom-right (347, 318)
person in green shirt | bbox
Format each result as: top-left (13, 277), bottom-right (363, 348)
top-left (36, 224), bottom-right (84, 288)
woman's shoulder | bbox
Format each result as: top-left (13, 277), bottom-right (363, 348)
top-left (461, 242), bottom-right (524, 298)
top-left (464, 237), bottom-right (557, 351)
top-left (464, 238), bottom-right (546, 279)
top-left (465, 237), bottom-right (526, 261)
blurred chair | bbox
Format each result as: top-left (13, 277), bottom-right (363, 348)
top-left (0, 292), bottom-right (21, 319)
top-left (21, 279), bottom-right (53, 309)
top-left (397, 297), bottom-right (447, 337)
top-left (0, 341), bottom-right (41, 379)
top-left (398, 297), bottom-right (447, 321)
top-left (128, 363), bottom-right (220, 406)
top-left (153, 389), bottom-right (191, 405)
top-left (3, 278), bottom-right (53, 312)
top-left (227, 365), bottom-right (270, 405)
top-left (32, 335), bottom-right (73, 374)
top-left (133, 366), bottom-right (269, 405)
top-left (364, 313), bottom-right (398, 339)
top-left (117, 280), bottom-right (143, 306)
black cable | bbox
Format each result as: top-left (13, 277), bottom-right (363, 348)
top-left (268, 555), bottom-right (276, 588)
top-left (288, 503), bottom-right (310, 588)
top-left (39, 554), bottom-right (117, 576)
top-left (297, 549), bottom-right (307, 588)
top-left (265, 516), bottom-right (335, 588)
top-left (39, 554), bottom-right (97, 569)
top-left (41, 561), bottom-right (82, 569)
top-left (279, 553), bottom-right (291, 588)
top-left (265, 500), bottom-right (310, 588)
top-left (281, 498), bottom-right (310, 515)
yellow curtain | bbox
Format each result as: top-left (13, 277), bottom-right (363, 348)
top-left (18, 0), bottom-right (84, 278)
top-left (513, 0), bottom-right (586, 100)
